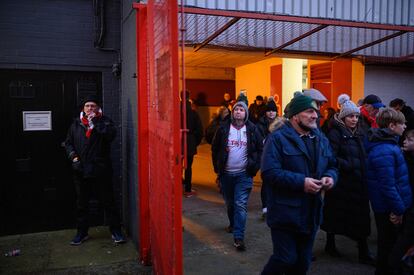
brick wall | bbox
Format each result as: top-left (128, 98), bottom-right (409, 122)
top-left (0, 0), bottom-right (123, 226)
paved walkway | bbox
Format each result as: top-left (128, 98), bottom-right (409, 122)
top-left (0, 226), bottom-right (151, 274)
top-left (183, 143), bottom-right (376, 275)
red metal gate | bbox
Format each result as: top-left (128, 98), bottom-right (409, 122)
top-left (135, 1), bottom-right (182, 274)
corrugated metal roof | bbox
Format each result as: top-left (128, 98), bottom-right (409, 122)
top-left (179, 3), bottom-right (414, 64)
top-left (183, 0), bottom-right (414, 26)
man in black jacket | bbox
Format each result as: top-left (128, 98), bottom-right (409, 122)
top-left (211, 93), bottom-right (263, 251)
top-left (65, 95), bottom-right (124, 245)
top-left (182, 91), bottom-right (203, 198)
top-left (390, 98), bottom-right (414, 131)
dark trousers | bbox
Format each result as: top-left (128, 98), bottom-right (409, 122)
top-left (389, 208), bottom-right (414, 273)
top-left (374, 212), bottom-right (400, 275)
top-left (183, 154), bottom-right (194, 192)
top-left (262, 228), bottom-right (317, 275)
top-left (260, 181), bottom-right (267, 209)
top-left (74, 174), bottom-right (121, 233)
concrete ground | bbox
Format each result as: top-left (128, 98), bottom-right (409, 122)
top-left (183, 143), bottom-right (376, 275)
top-left (0, 226), bottom-right (152, 274)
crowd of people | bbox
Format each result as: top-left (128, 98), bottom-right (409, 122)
top-left (199, 90), bottom-right (414, 275)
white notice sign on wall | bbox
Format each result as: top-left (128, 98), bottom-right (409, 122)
top-left (23, 111), bottom-right (52, 131)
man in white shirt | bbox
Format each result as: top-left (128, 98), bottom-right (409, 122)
top-left (211, 94), bottom-right (263, 251)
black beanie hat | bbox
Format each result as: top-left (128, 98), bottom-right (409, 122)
top-left (266, 98), bottom-right (278, 112)
top-left (81, 94), bottom-right (100, 107)
top-left (285, 95), bottom-right (318, 118)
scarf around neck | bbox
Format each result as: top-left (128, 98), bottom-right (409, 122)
top-left (80, 109), bottom-right (102, 138)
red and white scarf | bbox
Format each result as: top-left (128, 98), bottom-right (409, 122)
top-left (80, 109), bottom-right (102, 138)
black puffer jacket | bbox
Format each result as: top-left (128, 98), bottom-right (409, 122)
top-left (402, 105), bottom-right (414, 131)
top-left (211, 120), bottom-right (263, 177)
top-left (65, 115), bottom-right (116, 178)
top-left (321, 116), bottom-right (371, 239)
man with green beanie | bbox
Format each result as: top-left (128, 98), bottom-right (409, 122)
top-left (261, 95), bottom-right (338, 274)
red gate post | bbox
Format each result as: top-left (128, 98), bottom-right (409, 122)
top-left (170, 0), bottom-right (183, 273)
top-left (134, 1), bottom-right (182, 274)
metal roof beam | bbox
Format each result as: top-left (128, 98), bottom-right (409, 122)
top-left (182, 6), bottom-right (414, 32)
top-left (399, 53), bottom-right (414, 62)
top-left (265, 25), bottom-right (328, 57)
top-left (193, 17), bottom-right (240, 52)
top-left (332, 31), bottom-right (407, 60)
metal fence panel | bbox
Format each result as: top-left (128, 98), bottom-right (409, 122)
top-left (136, 0), bottom-right (182, 274)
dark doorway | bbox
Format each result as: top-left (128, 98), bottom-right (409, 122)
top-left (0, 70), bottom-right (102, 236)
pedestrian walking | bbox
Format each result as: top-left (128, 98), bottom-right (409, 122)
top-left (388, 129), bottom-right (414, 274)
top-left (248, 95), bottom-right (267, 124)
top-left (182, 90), bottom-right (203, 198)
top-left (211, 92), bottom-right (263, 251)
top-left (205, 105), bottom-right (230, 145)
top-left (261, 94), bottom-right (337, 274)
top-left (257, 97), bottom-right (278, 219)
top-left (390, 98), bottom-right (414, 131)
top-left (366, 107), bottom-right (412, 275)
top-left (321, 94), bottom-right (374, 265)
top-left (359, 94), bottom-right (385, 135)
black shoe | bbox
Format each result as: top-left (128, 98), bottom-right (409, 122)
top-left (70, 231), bottom-right (89, 246)
top-left (225, 226), bottom-right (233, 233)
top-left (233, 239), bottom-right (245, 251)
top-left (325, 245), bottom-right (342, 257)
top-left (359, 252), bottom-right (376, 266)
top-left (111, 230), bottom-right (126, 244)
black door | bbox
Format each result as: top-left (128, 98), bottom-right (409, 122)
top-left (0, 70), bottom-right (102, 236)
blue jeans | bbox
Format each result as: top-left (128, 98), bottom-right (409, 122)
top-left (220, 171), bottom-right (253, 240)
top-left (261, 228), bottom-right (317, 275)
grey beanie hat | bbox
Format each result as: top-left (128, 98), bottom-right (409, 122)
top-left (338, 94), bottom-right (360, 120)
top-left (232, 100), bottom-right (249, 122)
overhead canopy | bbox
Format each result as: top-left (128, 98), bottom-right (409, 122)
top-left (180, 6), bottom-right (414, 65)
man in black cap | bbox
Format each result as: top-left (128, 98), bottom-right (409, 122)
top-left (65, 95), bottom-right (125, 245)
top-left (359, 94), bottom-right (385, 135)
top-left (248, 95), bottom-right (267, 124)
top-left (390, 98), bottom-right (414, 131)
top-left (261, 95), bottom-right (337, 274)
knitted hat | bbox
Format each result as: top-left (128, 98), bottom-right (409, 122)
top-left (338, 94), bottom-right (360, 120)
top-left (81, 94), bottom-right (100, 107)
top-left (265, 96), bottom-right (278, 112)
top-left (285, 95), bottom-right (318, 118)
top-left (302, 88), bottom-right (328, 103)
top-left (256, 95), bottom-right (264, 101)
top-left (232, 92), bottom-right (249, 122)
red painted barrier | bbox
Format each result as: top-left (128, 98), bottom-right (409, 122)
top-left (135, 1), bottom-right (182, 274)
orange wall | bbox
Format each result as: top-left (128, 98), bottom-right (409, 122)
top-left (235, 58), bottom-right (282, 105)
top-left (351, 59), bottom-right (365, 103)
top-left (308, 58), bottom-right (365, 108)
top-left (332, 59), bottom-right (352, 109)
